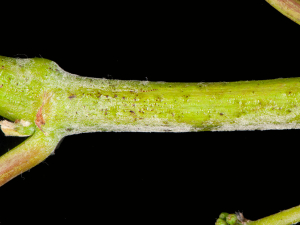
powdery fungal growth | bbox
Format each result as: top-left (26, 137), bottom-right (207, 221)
top-left (2, 54), bottom-right (300, 190)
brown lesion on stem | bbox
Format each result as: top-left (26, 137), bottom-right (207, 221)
top-left (35, 92), bottom-right (52, 136)
top-left (139, 89), bottom-right (158, 93)
top-left (68, 94), bottom-right (76, 99)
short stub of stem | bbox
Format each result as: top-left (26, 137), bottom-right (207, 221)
top-left (0, 119), bottom-right (35, 137)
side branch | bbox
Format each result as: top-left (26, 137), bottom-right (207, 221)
top-left (248, 204), bottom-right (300, 225)
top-left (0, 131), bottom-right (62, 187)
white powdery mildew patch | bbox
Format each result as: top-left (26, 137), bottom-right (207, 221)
top-left (211, 108), bottom-right (300, 131)
top-left (4, 58), bottom-right (36, 88)
top-left (71, 123), bottom-right (193, 134)
top-left (46, 61), bottom-right (154, 93)
top-left (15, 58), bottom-right (33, 67)
top-left (65, 117), bottom-right (194, 135)
top-left (213, 122), bottom-right (300, 131)
top-left (197, 82), bottom-right (207, 87)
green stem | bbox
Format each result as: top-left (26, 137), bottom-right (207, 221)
top-left (247, 205), bottom-right (300, 225)
top-left (48, 75), bottom-right (300, 134)
top-left (1, 55), bottom-right (300, 224)
top-left (0, 129), bottom-right (62, 186)
top-left (1, 56), bottom-right (300, 176)
top-left (2, 55), bottom-right (300, 137)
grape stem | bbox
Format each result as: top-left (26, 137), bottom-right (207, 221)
top-left (238, 205), bottom-right (300, 225)
top-left (1, 56), bottom-right (300, 225)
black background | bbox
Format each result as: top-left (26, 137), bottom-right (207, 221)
top-left (1, 1), bottom-right (300, 224)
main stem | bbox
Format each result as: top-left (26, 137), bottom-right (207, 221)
top-left (52, 76), bottom-right (300, 136)
top-left (2, 56), bottom-right (300, 136)
top-left (2, 56), bottom-right (300, 224)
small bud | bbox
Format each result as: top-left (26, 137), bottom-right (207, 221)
top-left (219, 212), bottom-right (229, 220)
top-left (215, 218), bottom-right (227, 225)
top-left (226, 214), bottom-right (237, 225)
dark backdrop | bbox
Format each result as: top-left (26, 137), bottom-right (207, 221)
top-left (0, 1), bottom-right (299, 224)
